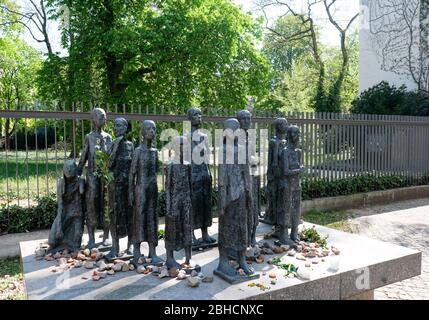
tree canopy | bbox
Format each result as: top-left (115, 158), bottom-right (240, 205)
top-left (37, 0), bottom-right (270, 111)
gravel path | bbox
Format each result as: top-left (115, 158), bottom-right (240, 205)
top-left (348, 198), bottom-right (429, 300)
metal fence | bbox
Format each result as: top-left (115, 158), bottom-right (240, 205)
top-left (1, 103), bottom-right (429, 207)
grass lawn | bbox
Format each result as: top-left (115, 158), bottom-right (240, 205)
top-left (0, 257), bottom-right (26, 300)
top-left (0, 150), bottom-right (63, 202)
top-left (302, 209), bottom-right (356, 233)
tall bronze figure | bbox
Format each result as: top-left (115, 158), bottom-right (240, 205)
top-left (165, 136), bottom-right (193, 269)
top-left (77, 108), bottom-right (112, 249)
top-left (106, 118), bottom-right (134, 259)
top-left (264, 118), bottom-right (288, 228)
top-left (236, 110), bottom-right (259, 247)
top-left (187, 108), bottom-right (216, 247)
top-left (278, 125), bottom-right (304, 245)
top-left (48, 160), bottom-right (85, 253)
top-left (214, 119), bottom-right (259, 284)
top-left (129, 120), bottom-right (163, 265)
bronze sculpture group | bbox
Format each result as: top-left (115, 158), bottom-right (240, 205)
top-left (48, 107), bottom-right (303, 284)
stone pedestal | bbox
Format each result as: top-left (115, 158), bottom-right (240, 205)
top-left (20, 221), bottom-right (421, 300)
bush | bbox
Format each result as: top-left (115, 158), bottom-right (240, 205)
top-left (0, 194), bottom-right (57, 234)
top-left (301, 174), bottom-right (429, 200)
top-left (1, 174), bottom-right (428, 234)
top-left (351, 81), bottom-right (429, 116)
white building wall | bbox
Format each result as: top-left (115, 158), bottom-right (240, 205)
top-left (359, 0), bottom-right (424, 92)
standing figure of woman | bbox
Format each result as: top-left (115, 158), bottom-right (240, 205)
top-left (129, 120), bottom-right (163, 265)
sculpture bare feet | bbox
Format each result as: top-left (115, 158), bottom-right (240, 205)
top-left (106, 250), bottom-right (118, 259)
top-left (238, 252), bottom-right (254, 275)
top-left (150, 255), bottom-right (164, 265)
top-left (125, 243), bottom-right (133, 255)
top-left (201, 227), bottom-right (216, 243)
top-left (278, 227), bottom-right (295, 246)
top-left (201, 235), bottom-right (216, 244)
top-left (240, 263), bottom-right (255, 276)
top-left (216, 262), bottom-right (238, 277)
top-left (192, 233), bottom-right (201, 246)
top-left (166, 258), bottom-right (181, 270)
top-left (87, 240), bottom-right (96, 249)
top-left (290, 227), bottom-right (299, 242)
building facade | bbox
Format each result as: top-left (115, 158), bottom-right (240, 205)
top-left (360, 0), bottom-right (429, 92)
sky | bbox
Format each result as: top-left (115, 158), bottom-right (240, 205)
top-left (20, 0), bottom-right (360, 55)
top-left (233, 0), bottom-right (360, 46)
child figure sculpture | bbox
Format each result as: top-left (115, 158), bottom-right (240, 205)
top-left (187, 107), bottom-right (215, 247)
top-left (265, 118), bottom-right (288, 234)
top-left (129, 120), bottom-right (163, 265)
top-left (278, 125), bottom-right (305, 245)
top-left (165, 136), bottom-right (193, 269)
top-left (214, 119), bottom-right (258, 284)
top-left (106, 118), bottom-right (134, 259)
top-left (48, 160), bottom-right (85, 253)
top-left (77, 108), bottom-right (111, 249)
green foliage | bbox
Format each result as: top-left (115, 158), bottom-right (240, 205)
top-left (0, 194), bottom-right (57, 234)
top-left (299, 225), bottom-right (328, 249)
top-left (39, 0), bottom-right (270, 110)
top-left (300, 175), bottom-right (421, 200)
top-left (94, 150), bottom-right (114, 185)
top-left (303, 209), bottom-right (354, 233)
top-left (351, 81), bottom-right (429, 116)
top-left (260, 24), bottom-right (359, 113)
top-left (0, 256), bottom-right (25, 300)
top-left (0, 36), bottom-right (42, 106)
top-left (271, 256), bottom-right (298, 277)
top-left (262, 15), bottom-right (312, 86)
top-left (158, 229), bottom-right (165, 240)
top-left (156, 190), bottom-right (167, 218)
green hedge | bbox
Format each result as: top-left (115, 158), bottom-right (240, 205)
top-left (1, 174), bottom-right (428, 234)
top-left (0, 195), bottom-right (57, 234)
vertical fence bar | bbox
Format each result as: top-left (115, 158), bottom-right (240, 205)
top-left (14, 114), bottom-right (19, 206)
top-left (44, 118), bottom-right (49, 196)
top-left (54, 103), bottom-right (58, 176)
top-left (353, 114), bottom-right (357, 176)
top-left (308, 112), bottom-right (313, 182)
top-left (35, 118), bottom-right (39, 199)
top-left (25, 117), bottom-right (30, 207)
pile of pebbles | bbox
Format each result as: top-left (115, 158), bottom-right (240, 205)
top-left (34, 242), bottom-right (211, 286)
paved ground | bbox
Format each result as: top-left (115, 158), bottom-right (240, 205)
top-left (348, 198), bottom-right (429, 300)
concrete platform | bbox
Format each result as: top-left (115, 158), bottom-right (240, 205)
top-left (20, 220), bottom-right (421, 300)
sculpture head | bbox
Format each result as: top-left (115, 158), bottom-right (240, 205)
top-left (114, 118), bottom-right (128, 137)
top-left (224, 118), bottom-right (240, 138)
top-left (141, 120), bottom-right (156, 142)
top-left (63, 159), bottom-right (77, 179)
top-left (236, 110), bottom-right (252, 131)
top-left (287, 125), bottom-right (300, 146)
top-left (187, 107), bottom-right (202, 127)
top-left (274, 118), bottom-right (288, 135)
top-left (91, 108), bottom-right (107, 129)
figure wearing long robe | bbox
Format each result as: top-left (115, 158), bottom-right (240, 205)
top-left (165, 162), bottom-right (192, 251)
top-left (77, 131), bottom-right (111, 230)
top-left (108, 137), bottom-right (134, 240)
top-left (278, 145), bottom-right (302, 229)
top-left (48, 175), bottom-right (85, 252)
top-left (218, 143), bottom-right (253, 252)
top-left (189, 131), bottom-right (213, 231)
top-left (129, 145), bottom-right (159, 245)
top-left (265, 136), bottom-right (287, 224)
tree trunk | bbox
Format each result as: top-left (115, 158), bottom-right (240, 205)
top-left (4, 118), bottom-right (16, 151)
top-left (420, 0), bottom-right (429, 92)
